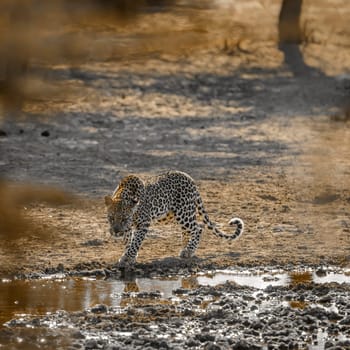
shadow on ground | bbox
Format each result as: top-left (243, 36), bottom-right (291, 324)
top-left (2, 50), bottom-right (348, 195)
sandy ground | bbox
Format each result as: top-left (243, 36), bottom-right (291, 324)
top-left (1, 1), bottom-right (350, 277)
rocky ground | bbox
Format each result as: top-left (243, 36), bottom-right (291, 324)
top-left (2, 270), bottom-right (350, 350)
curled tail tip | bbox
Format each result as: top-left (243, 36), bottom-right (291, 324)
top-left (229, 217), bottom-right (243, 225)
top-left (229, 217), bottom-right (244, 232)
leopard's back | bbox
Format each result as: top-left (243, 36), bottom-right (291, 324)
top-left (141, 171), bottom-right (199, 220)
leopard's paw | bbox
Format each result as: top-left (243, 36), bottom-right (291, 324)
top-left (180, 249), bottom-right (195, 259)
top-left (118, 254), bottom-right (136, 268)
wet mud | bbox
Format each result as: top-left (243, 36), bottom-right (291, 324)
top-left (1, 267), bottom-right (350, 349)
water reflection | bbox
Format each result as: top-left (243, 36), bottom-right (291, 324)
top-left (0, 276), bottom-right (182, 326)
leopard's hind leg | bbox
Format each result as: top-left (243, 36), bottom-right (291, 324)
top-left (174, 203), bottom-right (203, 259)
top-left (158, 211), bottom-right (190, 247)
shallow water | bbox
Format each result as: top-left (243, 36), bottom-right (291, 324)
top-left (0, 276), bottom-right (183, 326)
top-left (197, 268), bottom-right (350, 289)
top-left (1, 267), bottom-right (349, 326)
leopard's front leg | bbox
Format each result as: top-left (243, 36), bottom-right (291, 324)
top-left (119, 225), bottom-right (148, 267)
top-left (123, 229), bottom-right (132, 247)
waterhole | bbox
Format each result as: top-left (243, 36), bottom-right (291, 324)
top-left (1, 267), bottom-right (349, 326)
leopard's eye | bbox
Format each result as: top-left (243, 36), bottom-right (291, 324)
top-left (131, 197), bottom-right (138, 204)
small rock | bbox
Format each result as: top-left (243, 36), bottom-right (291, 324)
top-left (250, 305), bottom-right (259, 311)
top-left (173, 288), bottom-right (188, 295)
top-left (232, 339), bottom-right (261, 350)
top-left (324, 340), bottom-right (334, 349)
top-left (81, 239), bottom-right (104, 247)
top-left (41, 130), bottom-right (50, 137)
top-left (303, 315), bottom-right (317, 325)
top-left (312, 193), bottom-right (339, 205)
top-left (258, 194), bottom-right (278, 201)
top-left (204, 342), bottom-right (221, 350)
top-left (328, 311), bottom-right (342, 321)
top-left (335, 340), bottom-right (350, 348)
top-left (278, 343), bottom-right (288, 350)
top-left (272, 224), bottom-right (300, 234)
top-left (91, 269), bottom-right (106, 277)
top-left (182, 308), bottom-right (194, 316)
top-left (315, 269), bottom-right (327, 277)
top-left (57, 263), bottom-right (64, 272)
top-left (251, 320), bottom-right (263, 329)
top-left (85, 339), bottom-right (98, 349)
top-left (339, 316), bottom-right (350, 325)
top-left (195, 333), bottom-right (215, 343)
top-left (0, 129), bottom-right (7, 137)
top-left (72, 331), bottom-right (85, 339)
top-left (90, 304), bottom-right (108, 313)
top-left (318, 295), bottom-right (332, 304)
top-left (186, 338), bottom-right (200, 347)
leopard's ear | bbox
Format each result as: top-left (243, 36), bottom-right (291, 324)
top-left (104, 195), bottom-right (113, 206)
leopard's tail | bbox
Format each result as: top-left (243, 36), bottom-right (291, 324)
top-left (196, 194), bottom-right (244, 240)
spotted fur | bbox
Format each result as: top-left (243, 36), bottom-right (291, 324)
top-left (105, 171), bottom-right (244, 266)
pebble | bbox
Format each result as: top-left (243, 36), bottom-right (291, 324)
top-left (85, 339), bottom-right (98, 349)
top-left (90, 304), bottom-right (108, 313)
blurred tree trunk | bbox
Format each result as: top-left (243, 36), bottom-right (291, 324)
top-left (278, 0), bottom-right (314, 76)
top-left (278, 0), bottom-right (303, 44)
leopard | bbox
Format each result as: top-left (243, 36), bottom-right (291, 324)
top-left (104, 170), bottom-right (244, 266)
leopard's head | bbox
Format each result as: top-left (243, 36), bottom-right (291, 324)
top-left (104, 175), bottom-right (144, 238)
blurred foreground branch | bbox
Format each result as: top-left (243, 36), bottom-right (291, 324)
top-left (0, 0), bottom-right (225, 112)
top-left (0, 181), bottom-right (76, 240)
